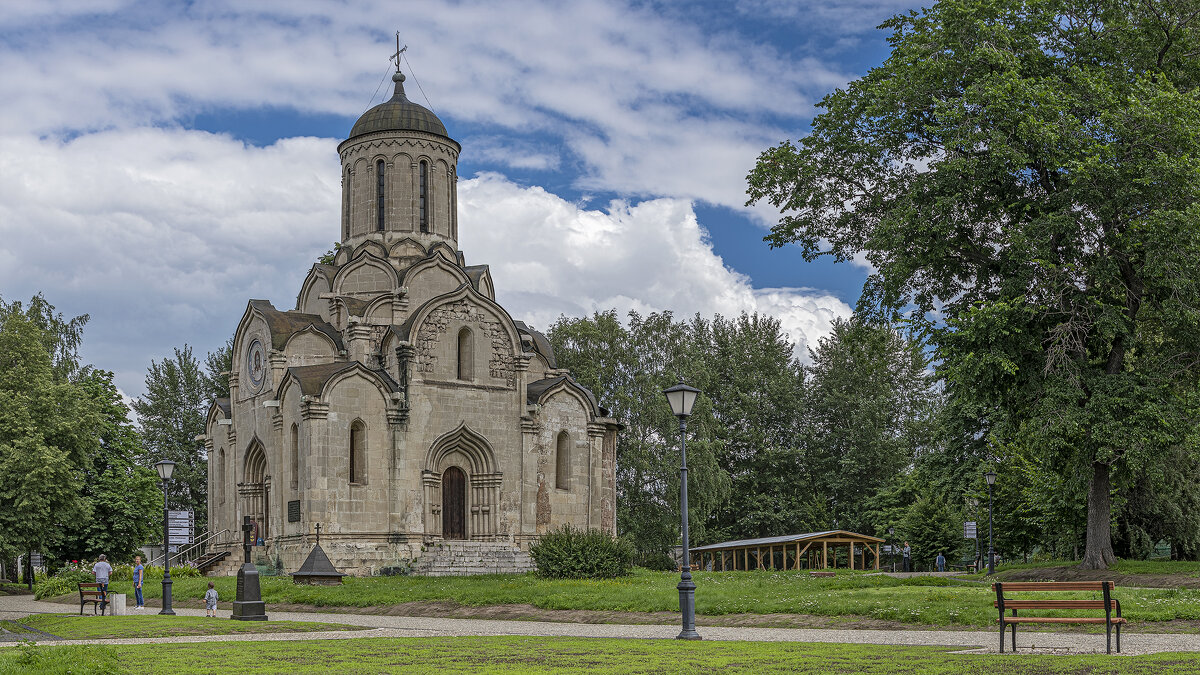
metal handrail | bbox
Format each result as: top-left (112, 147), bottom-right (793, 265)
top-left (149, 528), bottom-right (230, 567)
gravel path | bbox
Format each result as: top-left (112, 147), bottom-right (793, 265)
top-left (2, 594), bottom-right (1196, 655)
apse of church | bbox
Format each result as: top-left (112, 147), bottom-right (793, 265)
top-left (202, 65), bottom-right (620, 576)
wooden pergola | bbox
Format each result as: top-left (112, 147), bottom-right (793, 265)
top-left (690, 530), bottom-right (885, 572)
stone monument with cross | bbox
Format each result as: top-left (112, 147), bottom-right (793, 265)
top-left (292, 523), bottom-right (345, 586)
top-left (231, 515), bottom-right (268, 620)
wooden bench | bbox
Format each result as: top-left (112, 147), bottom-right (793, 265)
top-left (809, 571), bottom-right (836, 577)
top-left (993, 581), bottom-right (1125, 653)
top-left (78, 582), bottom-right (107, 615)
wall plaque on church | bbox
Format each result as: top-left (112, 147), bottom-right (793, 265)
top-left (288, 500), bottom-right (301, 523)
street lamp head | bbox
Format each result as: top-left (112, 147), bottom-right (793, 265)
top-left (888, 527), bottom-right (894, 535)
top-left (662, 381), bottom-right (701, 419)
top-left (155, 460), bottom-right (176, 481)
top-left (984, 470), bottom-right (997, 486)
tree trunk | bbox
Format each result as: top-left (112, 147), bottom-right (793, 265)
top-left (1079, 461), bottom-right (1117, 569)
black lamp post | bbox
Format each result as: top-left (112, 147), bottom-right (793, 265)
top-left (663, 380), bottom-right (701, 641)
top-left (887, 527), bottom-right (895, 572)
top-left (155, 460), bottom-right (176, 615)
top-left (984, 470), bottom-right (997, 576)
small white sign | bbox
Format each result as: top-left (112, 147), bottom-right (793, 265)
top-left (964, 521), bottom-right (978, 539)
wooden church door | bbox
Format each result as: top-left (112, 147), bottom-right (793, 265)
top-left (442, 467), bottom-right (466, 539)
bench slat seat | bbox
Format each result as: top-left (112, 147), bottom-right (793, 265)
top-left (993, 581), bottom-right (1123, 654)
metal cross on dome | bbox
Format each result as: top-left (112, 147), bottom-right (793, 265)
top-left (391, 32), bottom-right (407, 73)
top-left (315, 523), bottom-right (321, 546)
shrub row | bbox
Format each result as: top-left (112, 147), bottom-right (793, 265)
top-left (530, 525), bottom-right (635, 579)
top-left (34, 560), bottom-right (200, 599)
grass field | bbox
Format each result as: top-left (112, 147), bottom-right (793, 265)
top-left (0, 614), bottom-right (365, 640)
top-left (4, 636), bottom-right (1200, 674)
top-left (84, 569), bottom-right (1200, 628)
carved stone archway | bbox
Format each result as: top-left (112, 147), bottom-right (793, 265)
top-left (422, 424), bottom-right (501, 540)
top-left (238, 441), bottom-right (271, 541)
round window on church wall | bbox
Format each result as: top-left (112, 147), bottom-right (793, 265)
top-left (247, 338), bottom-right (266, 391)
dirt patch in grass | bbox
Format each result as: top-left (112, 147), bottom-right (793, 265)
top-left (999, 565), bottom-right (1200, 589)
top-left (272, 600), bottom-right (941, 630)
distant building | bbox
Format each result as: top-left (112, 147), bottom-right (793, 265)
top-left (204, 65), bottom-right (619, 576)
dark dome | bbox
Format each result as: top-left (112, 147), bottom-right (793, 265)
top-left (347, 73), bottom-right (449, 141)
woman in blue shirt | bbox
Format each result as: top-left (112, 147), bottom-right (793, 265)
top-left (133, 556), bottom-right (145, 609)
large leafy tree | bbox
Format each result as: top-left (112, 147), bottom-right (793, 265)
top-left (549, 310), bottom-right (731, 564)
top-left (804, 318), bottom-right (937, 534)
top-left (56, 370), bottom-right (163, 562)
top-left (132, 345), bottom-right (209, 532)
top-left (0, 296), bottom-right (165, 567)
top-left (748, 0), bottom-right (1200, 568)
top-left (0, 300), bottom-right (95, 568)
top-left (702, 313), bottom-right (811, 541)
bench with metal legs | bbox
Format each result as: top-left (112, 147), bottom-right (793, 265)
top-left (993, 581), bottom-right (1124, 653)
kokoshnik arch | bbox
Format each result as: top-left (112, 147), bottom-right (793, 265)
top-left (202, 66), bottom-right (621, 575)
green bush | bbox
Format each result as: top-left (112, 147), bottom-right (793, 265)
top-left (33, 562), bottom-right (95, 599)
top-left (35, 561), bottom-right (201, 597)
top-left (530, 525), bottom-right (634, 579)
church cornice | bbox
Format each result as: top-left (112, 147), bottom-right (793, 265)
top-left (338, 132), bottom-right (461, 159)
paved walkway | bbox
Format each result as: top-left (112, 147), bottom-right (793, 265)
top-left (1, 594), bottom-right (1194, 656)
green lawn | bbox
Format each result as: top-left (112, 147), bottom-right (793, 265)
top-left (0, 614), bottom-right (365, 640)
top-left (4, 636), bottom-right (1200, 674)
top-left (86, 569), bottom-right (1200, 628)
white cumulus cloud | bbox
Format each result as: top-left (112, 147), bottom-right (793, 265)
top-left (458, 173), bottom-right (850, 356)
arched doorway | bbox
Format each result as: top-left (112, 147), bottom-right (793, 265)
top-left (239, 441), bottom-right (270, 541)
top-left (442, 466), bottom-right (466, 539)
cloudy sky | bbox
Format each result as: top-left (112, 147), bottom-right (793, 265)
top-left (0, 0), bottom-right (920, 400)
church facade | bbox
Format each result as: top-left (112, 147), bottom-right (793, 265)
top-left (203, 69), bottom-right (620, 575)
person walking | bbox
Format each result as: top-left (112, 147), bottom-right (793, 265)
top-left (204, 581), bottom-right (219, 618)
top-left (935, 552), bottom-right (946, 572)
top-left (92, 555), bottom-right (113, 610)
top-left (902, 542), bottom-right (911, 573)
top-left (132, 555), bottom-right (145, 609)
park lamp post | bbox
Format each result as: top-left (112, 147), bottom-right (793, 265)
top-left (155, 460), bottom-right (176, 616)
top-left (888, 527), bottom-right (895, 572)
top-left (663, 381), bottom-right (701, 641)
top-left (984, 470), bottom-right (997, 576)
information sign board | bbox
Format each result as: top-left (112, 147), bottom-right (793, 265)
top-left (964, 521), bottom-right (978, 539)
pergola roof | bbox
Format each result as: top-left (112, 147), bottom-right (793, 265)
top-left (691, 530), bottom-right (884, 553)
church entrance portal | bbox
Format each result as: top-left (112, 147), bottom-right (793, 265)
top-left (442, 466), bottom-right (466, 539)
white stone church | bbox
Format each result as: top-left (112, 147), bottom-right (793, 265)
top-left (203, 67), bottom-right (620, 576)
